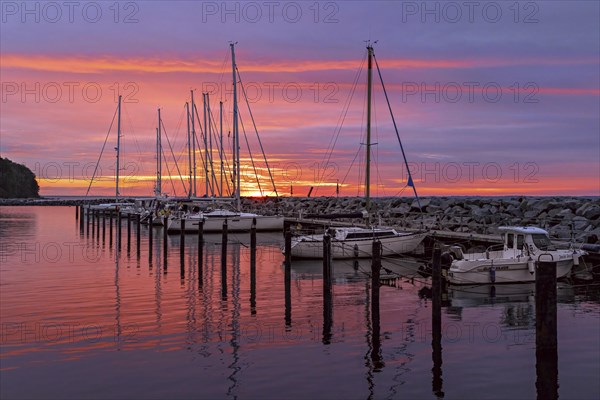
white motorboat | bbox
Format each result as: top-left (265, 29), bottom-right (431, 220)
top-left (290, 227), bottom-right (427, 259)
top-left (446, 226), bottom-right (586, 285)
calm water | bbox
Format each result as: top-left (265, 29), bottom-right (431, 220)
top-left (1, 206), bottom-right (599, 399)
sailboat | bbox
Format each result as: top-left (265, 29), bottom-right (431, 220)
top-left (166, 43), bottom-right (284, 233)
top-left (88, 95), bottom-right (135, 212)
top-left (290, 44), bottom-right (427, 259)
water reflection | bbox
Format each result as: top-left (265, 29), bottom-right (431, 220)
top-left (1, 207), bottom-right (599, 400)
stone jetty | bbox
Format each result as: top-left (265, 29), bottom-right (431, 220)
top-left (2, 196), bottom-right (598, 241)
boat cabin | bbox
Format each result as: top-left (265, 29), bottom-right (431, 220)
top-left (498, 226), bottom-right (555, 256)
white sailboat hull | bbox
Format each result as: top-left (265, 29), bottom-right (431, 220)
top-left (290, 232), bottom-right (427, 259)
top-left (167, 214), bottom-right (284, 233)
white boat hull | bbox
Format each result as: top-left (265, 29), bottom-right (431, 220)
top-left (447, 256), bottom-right (575, 285)
top-left (167, 214), bottom-right (284, 233)
top-left (290, 232), bottom-right (427, 259)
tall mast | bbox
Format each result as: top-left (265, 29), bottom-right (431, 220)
top-left (157, 108), bottom-right (162, 197)
top-left (219, 100), bottom-right (224, 197)
top-left (231, 42), bottom-right (240, 211)
top-left (365, 45), bottom-right (373, 214)
top-left (115, 95), bottom-right (122, 201)
top-left (208, 93), bottom-right (214, 196)
top-left (186, 102), bottom-right (192, 198)
top-left (203, 93), bottom-right (209, 196)
top-left (191, 90), bottom-right (197, 197)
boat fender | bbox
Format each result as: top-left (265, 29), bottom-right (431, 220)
top-left (489, 262), bottom-right (496, 283)
top-left (527, 257), bottom-right (535, 274)
top-left (572, 252), bottom-right (580, 266)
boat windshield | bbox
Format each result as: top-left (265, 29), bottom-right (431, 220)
top-left (532, 234), bottom-right (555, 251)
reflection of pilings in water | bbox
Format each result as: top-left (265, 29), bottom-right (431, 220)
top-left (198, 219), bottom-right (204, 288)
top-left (431, 245), bottom-right (444, 398)
top-left (114, 255), bottom-right (122, 350)
top-left (180, 219), bottom-right (186, 283)
top-left (536, 258), bottom-right (558, 400)
top-left (250, 220), bottom-right (257, 315)
top-left (227, 241), bottom-right (242, 398)
top-left (322, 234), bottom-right (333, 344)
top-left (163, 216), bottom-right (168, 272)
top-left (364, 279), bottom-right (375, 400)
top-left (371, 241), bottom-right (384, 371)
top-left (185, 249), bottom-right (197, 349)
top-left (221, 220), bottom-right (228, 301)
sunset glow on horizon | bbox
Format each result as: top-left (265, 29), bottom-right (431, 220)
top-left (1, 1), bottom-right (598, 197)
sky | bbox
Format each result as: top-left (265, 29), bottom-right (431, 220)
top-left (1, 0), bottom-right (599, 197)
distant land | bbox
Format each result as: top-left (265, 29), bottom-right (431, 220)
top-left (0, 157), bottom-right (39, 198)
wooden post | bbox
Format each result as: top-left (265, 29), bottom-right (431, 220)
top-left (79, 205), bottom-right (84, 232)
top-left (250, 218), bottom-right (257, 314)
top-left (535, 256), bottom-right (558, 400)
top-left (431, 244), bottom-right (443, 397)
top-left (322, 233), bottom-right (332, 344)
top-left (371, 240), bottom-right (383, 370)
top-left (75, 205), bottom-right (79, 220)
top-left (163, 216), bottom-right (168, 270)
top-left (136, 213), bottom-right (141, 257)
top-left (117, 212), bottom-right (122, 252)
top-left (284, 229), bottom-right (292, 268)
top-left (109, 212), bottom-right (113, 246)
top-left (221, 219), bottom-right (228, 300)
top-left (91, 209), bottom-right (95, 239)
top-left (126, 213), bottom-right (131, 254)
top-left (148, 215), bottom-right (153, 264)
top-left (284, 228), bottom-right (291, 326)
top-left (95, 210), bottom-right (100, 239)
top-left (102, 211), bottom-right (106, 245)
top-left (180, 219), bottom-right (186, 267)
top-left (86, 206), bottom-right (90, 236)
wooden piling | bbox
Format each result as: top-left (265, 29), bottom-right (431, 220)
top-left (91, 209), bottom-right (95, 238)
top-left (86, 207), bottom-right (90, 236)
top-left (284, 229), bottom-right (292, 268)
top-left (102, 211), bottom-right (106, 244)
top-left (148, 216), bottom-right (153, 263)
top-left (79, 205), bottom-right (84, 232)
top-left (136, 214), bottom-right (141, 257)
top-left (126, 213), bottom-right (131, 254)
top-left (163, 216), bottom-right (168, 269)
top-left (117, 212), bottom-right (122, 252)
top-left (284, 228), bottom-right (292, 326)
top-left (431, 244), bottom-right (443, 397)
top-left (95, 210), bottom-right (100, 240)
top-left (322, 233), bottom-right (332, 344)
top-left (250, 218), bottom-right (257, 314)
top-left (535, 256), bottom-right (558, 400)
top-left (109, 212), bottom-right (113, 246)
